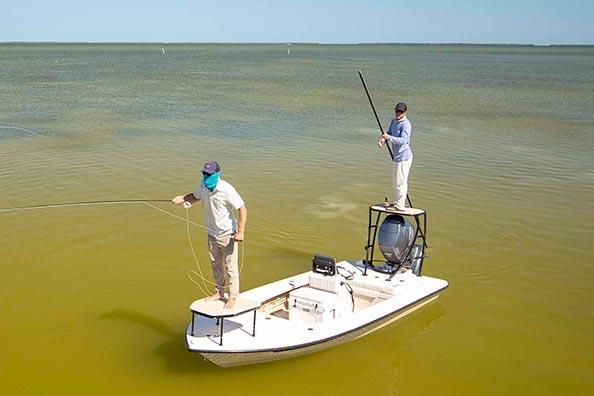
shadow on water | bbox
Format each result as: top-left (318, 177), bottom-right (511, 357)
top-left (271, 246), bottom-right (313, 260)
top-left (99, 309), bottom-right (221, 374)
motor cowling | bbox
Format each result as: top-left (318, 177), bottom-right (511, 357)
top-left (377, 214), bottom-right (415, 264)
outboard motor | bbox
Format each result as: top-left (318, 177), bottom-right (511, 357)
top-left (377, 214), bottom-right (415, 265)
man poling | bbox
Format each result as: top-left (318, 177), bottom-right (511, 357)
top-left (378, 102), bottom-right (413, 211)
top-left (358, 70), bottom-right (414, 211)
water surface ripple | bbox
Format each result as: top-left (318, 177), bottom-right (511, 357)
top-left (1, 43), bottom-right (593, 395)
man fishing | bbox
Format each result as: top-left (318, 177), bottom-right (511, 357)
top-left (378, 102), bottom-right (413, 211)
top-left (172, 161), bottom-right (247, 309)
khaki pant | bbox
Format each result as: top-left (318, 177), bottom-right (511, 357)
top-left (207, 234), bottom-right (239, 298)
top-left (392, 158), bottom-right (413, 209)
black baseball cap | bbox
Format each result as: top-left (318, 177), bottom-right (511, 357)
top-left (395, 102), bottom-right (407, 112)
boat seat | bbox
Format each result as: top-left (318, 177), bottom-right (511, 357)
top-left (308, 272), bottom-right (353, 316)
top-left (346, 277), bottom-right (400, 296)
top-left (308, 272), bottom-right (343, 293)
top-left (310, 264), bottom-right (401, 297)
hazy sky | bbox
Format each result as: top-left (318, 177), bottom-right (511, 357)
top-left (1, 0), bottom-right (592, 45)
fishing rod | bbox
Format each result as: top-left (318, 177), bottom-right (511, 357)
top-left (357, 70), bottom-right (394, 161)
top-left (0, 199), bottom-right (172, 213)
top-left (0, 196), bottom-right (245, 297)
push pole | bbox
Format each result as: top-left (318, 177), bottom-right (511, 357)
top-left (357, 70), bottom-right (394, 161)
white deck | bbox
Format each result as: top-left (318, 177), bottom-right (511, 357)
top-left (190, 297), bottom-right (261, 318)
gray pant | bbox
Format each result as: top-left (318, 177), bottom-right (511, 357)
top-left (207, 234), bottom-right (239, 298)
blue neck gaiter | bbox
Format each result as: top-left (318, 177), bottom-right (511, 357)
top-left (203, 172), bottom-right (220, 191)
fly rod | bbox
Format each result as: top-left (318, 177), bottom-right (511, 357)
top-left (0, 199), bottom-right (172, 213)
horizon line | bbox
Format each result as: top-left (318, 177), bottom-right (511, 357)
top-left (1, 41), bottom-right (593, 47)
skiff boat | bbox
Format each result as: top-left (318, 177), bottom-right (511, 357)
top-left (185, 204), bottom-right (448, 367)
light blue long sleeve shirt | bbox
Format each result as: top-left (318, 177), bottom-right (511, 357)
top-left (385, 116), bottom-right (413, 162)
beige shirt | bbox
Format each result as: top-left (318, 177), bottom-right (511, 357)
top-left (193, 179), bottom-right (245, 237)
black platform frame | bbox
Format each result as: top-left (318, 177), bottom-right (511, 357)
top-left (363, 204), bottom-right (428, 276)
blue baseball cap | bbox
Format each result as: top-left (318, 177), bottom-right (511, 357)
top-left (201, 161), bottom-right (220, 175)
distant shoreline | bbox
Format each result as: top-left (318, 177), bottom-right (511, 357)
top-left (1, 42), bottom-right (592, 47)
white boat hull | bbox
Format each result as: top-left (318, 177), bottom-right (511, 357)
top-left (185, 261), bottom-right (448, 367)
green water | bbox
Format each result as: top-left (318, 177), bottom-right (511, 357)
top-left (1, 44), bottom-right (593, 395)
